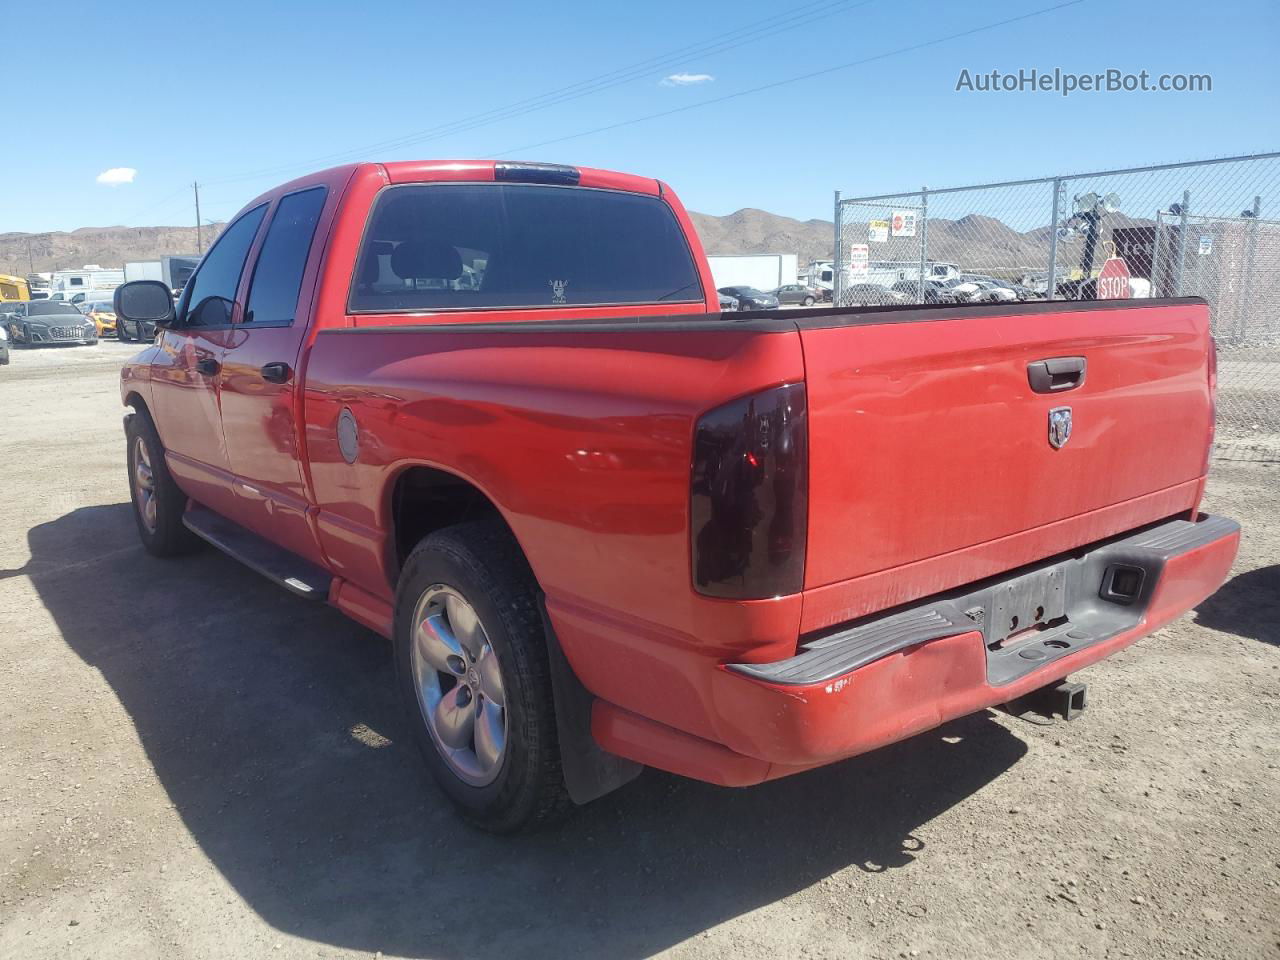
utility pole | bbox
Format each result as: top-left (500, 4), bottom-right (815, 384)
top-left (26, 236), bottom-right (34, 275)
top-left (194, 181), bottom-right (203, 253)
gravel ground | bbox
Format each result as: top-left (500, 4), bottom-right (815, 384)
top-left (0, 344), bottom-right (1276, 960)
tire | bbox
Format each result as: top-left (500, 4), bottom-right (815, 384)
top-left (117, 321), bottom-right (132, 342)
top-left (125, 408), bottom-right (201, 557)
top-left (394, 519), bottom-right (571, 833)
top-left (802, 296), bottom-right (815, 306)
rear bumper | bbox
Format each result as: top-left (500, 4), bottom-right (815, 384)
top-left (591, 514), bottom-right (1239, 786)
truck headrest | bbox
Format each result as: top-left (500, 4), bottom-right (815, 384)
top-left (390, 241), bottom-right (463, 282)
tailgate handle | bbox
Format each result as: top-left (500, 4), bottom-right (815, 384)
top-left (1028, 356), bottom-right (1086, 393)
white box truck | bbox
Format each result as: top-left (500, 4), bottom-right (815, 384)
top-left (124, 255), bottom-right (200, 291)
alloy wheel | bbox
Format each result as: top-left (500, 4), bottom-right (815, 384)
top-left (133, 436), bottom-right (157, 533)
top-left (410, 584), bottom-right (508, 786)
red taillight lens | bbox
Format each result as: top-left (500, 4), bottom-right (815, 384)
top-left (690, 383), bottom-right (808, 599)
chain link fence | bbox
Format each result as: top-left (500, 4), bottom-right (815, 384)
top-left (834, 152), bottom-right (1280, 459)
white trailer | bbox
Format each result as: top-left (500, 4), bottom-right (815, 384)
top-left (808, 258), bottom-right (960, 294)
top-left (49, 266), bottom-right (125, 302)
top-left (707, 254), bottom-right (798, 291)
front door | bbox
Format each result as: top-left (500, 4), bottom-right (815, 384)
top-left (150, 205), bottom-right (267, 519)
top-left (219, 182), bottom-right (335, 564)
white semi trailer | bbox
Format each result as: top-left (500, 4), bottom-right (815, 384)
top-left (706, 254), bottom-right (798, 292)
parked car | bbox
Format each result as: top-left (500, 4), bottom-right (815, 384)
top-left (1003, 283), bottom-right (1041, 301)
top-left (940, 277), bottom-right (981, 301)
top-left (0, 323), bottom-right (8, 366)
top-left (717, 292), bottom-right (739, 312)
top-left (717, 285), bottom-right (779, 310)
top-left (964, 280), bottom-right (1018, 303)
top-left (890, 280), bottom-right (955, 304)
top-left (111, 158), bottom-right (1237, 833)
top-left (844, 283), bottom-right (909, 306)
top-left (1, 300), bottom-right (98, 346)
top-left (771, 283), bottom-right (819, 306)
top-left (69, 288), bottom-right (120, 307)
top-left (80, 300), bottom-right (118, 337)
top-left (115, 302), bottom-right (159, 342)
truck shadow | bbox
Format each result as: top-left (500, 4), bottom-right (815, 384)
top-left (26, 504), bottom-right (1029, 959)
top-left (1192, 562), bottom-right (1280, 645)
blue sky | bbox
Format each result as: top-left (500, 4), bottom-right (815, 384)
top-left (5, 0), bottom-right (1277, 233)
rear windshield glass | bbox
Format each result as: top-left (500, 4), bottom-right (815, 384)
top-left (29, 302), bottom-right (82, 316)
top-left (349, 183), bottom-right (702, 312)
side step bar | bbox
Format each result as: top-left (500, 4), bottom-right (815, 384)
top-left (183, 505), bottom-right (332, 600)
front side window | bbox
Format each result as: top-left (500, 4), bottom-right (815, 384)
top-left (349, 183), bottom-right (702, 312)
top-left (182, 205), bottom-right (267, 327)
top-left (244, 187), bottom-right (327, 325)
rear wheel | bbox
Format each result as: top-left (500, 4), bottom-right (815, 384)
top-left (125, 410), bottom-right (201, 557)
top-left (394, 519), bottom-right (571, 833)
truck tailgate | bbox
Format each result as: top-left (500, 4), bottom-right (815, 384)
top-left (801, 300), bottom-right (1213, 595)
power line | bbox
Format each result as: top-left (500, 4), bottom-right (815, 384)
top-left (200, 0), bottom-right (876, 188)
top-left (488, 0), bottom-right (1085, 158)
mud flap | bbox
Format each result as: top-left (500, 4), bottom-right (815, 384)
top-left (539, 600), bottom-right (642, 805)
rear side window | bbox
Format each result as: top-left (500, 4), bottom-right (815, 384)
top-left (349, 183), bottom-right (702, 312)
top-left (182, 205), bottom-right (267, 327)
top-left (244, 187), bottom-right (327, 325)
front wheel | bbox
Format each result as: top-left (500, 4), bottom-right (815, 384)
top-left (394, 519), bottom-right (571, 833)
top-left (802, 296), bottom-right (815, 306)
top-left (125, 410), bottom-right (201, 556)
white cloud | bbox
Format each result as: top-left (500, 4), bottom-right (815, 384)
top-left (96, 167), bottom-right (137, 186)
top-left (661, 73), bottom-right (714, 87)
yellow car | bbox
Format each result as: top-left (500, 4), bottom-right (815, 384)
top-left (80, 300), bottom-right (118, 337)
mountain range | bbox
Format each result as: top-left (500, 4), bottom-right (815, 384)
top-left (1, 208), bottom-right (1154, 278)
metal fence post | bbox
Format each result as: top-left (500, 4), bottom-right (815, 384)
top-left (833, 190), bottom-right (843, 306)
top-left (1174, 189), bottom-right (1190, 296)
top-left (1046, 178), bottom-right (1062, 299)
top-left (1237, 194), bottom-right (1261, 343)
top-left (1151, 211), bottom-right (1166, 297)
top-left (918, 187), bottom-right (928, 300)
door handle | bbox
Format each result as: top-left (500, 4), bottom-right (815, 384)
top-left (195, 357), bottom-right (220, 376)
top-left (260, 361), bottom-right (292, 384)
top-left (1028, 356), bottom-right (1086, 394)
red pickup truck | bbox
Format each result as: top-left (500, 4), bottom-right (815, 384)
top-left (113, 159), bottom-right (1239, 832)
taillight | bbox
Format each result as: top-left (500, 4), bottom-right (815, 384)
top-left (690, 383), bottom-right (808, 599)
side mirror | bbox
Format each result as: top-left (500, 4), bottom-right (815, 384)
top-left (115, 281), bottom-right (176, 327)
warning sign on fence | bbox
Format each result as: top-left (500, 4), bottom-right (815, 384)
top-left (868, 219), bottom-right (889, 243)
top-left (891, 210), bottom-right (917, 237)
top-left (848, 244), bottom-right (869, 277)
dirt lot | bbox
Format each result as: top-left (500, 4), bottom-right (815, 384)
top-left (1, 343), bottom-right (1277, 960)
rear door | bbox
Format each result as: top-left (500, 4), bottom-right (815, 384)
top-left (218, 178), bottom-right (341, 563)
top-left (150, 205), bottom-right (267, 519)
top-left (800, 300), bottom-right (1213, 599)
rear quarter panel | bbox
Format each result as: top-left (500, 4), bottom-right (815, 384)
top-left (303, 324), bottom-right (806, 741)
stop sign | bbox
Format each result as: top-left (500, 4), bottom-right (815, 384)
top-left (1097, 257), bottom-right (1131, 299)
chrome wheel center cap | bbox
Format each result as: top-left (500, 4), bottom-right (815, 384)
top-left (467, 667), bottom-right (480, 688)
